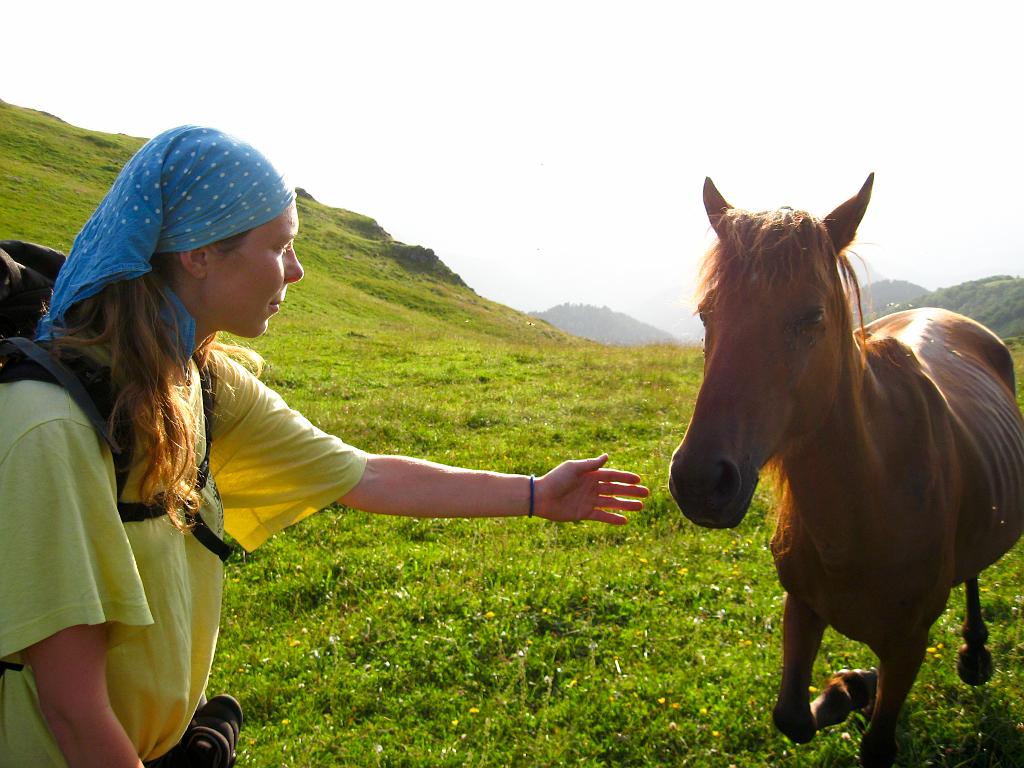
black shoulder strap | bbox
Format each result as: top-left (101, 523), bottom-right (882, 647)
top-left (0, 338), bottom-right (120, 454)
top-left (0, 342), bottom-right (233, 561)
top-left (187, 515), bottom-right (233, 562)
top-left (114, 363), bottom-right (231, 561)
top-left (196, 363), bottom-right (215, 492)
top-left (0, 660), bottom-right (24, 676)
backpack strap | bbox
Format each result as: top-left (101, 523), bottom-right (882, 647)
top-left (187, 366), bottom-right (232, 562)
top-left (0, 337), bottom-right (120, 454)
top-left (115, 365), bottom-right (231, 562)
top-left (0, 340), bottom-right (233, 561)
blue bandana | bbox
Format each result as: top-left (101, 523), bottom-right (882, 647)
top-left (37, 125), bottom-right (296, 354)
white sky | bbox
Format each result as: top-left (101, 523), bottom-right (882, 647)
top-left (3, 0), bottom-right (1022, 328)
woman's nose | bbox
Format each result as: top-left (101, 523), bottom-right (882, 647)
top-left (285, 247), bottom-right (304, 284)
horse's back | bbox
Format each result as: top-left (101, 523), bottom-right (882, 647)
top-left (866, 308), bottom-right (1024, 577)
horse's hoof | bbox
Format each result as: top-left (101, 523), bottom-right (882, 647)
top-left (859, 729), bottom-right (897, 768)
top-left (773, 704), bottom-right (816, 744)
top-left (957, 644), bottom-right (993, 685)
top-left (839, 668), bottom-right (878, 711)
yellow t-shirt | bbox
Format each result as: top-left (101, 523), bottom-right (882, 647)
top-left (0, 353), bottom-right (367, 765)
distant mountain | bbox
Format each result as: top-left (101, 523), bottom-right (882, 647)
top-left (531, 303), bottom-right (679, 346)
top-left (880, 275), bottom-right (1024, 338)
top-left (859, 279), bottom-right (929, 320)
top-left (620, 283), bottom-right (704, 344)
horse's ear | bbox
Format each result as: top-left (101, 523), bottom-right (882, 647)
top-left (824, 173), bottom-right (874, 252)
top-left (703, 177), bottom-right (732, 238)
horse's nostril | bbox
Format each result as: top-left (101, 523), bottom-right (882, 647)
top-left (711, 459), bottom-right (742, 508)
top-left (670, 451), bottom-right (756, 528)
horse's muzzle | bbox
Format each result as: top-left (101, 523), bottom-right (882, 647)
top-left (668, 451), bottom-right (759, 529)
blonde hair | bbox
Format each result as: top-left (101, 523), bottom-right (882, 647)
top-left (52, 269), bottom-right (262, 526)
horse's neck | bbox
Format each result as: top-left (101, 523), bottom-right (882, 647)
top-left (777, 349), bottom-right (881, 560)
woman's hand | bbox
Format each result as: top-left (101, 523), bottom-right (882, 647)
top-left (535, 454), bottom-right (648, 525)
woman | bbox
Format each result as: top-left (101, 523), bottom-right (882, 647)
top-left (0, 126), bottom-right (648, 767)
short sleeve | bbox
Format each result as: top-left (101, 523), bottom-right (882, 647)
top-left (0, 384), bottom-right (154, 665)
top-left (207, 356), bottom-right (367, 551)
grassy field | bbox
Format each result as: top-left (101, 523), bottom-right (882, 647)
top-left (3, 101), bottom-right (1024, 767)
top-left (216, 336), bottom-right (1024, 768)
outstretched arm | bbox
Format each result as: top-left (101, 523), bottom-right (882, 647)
top-left (339, 453), bottom-right (647, 525)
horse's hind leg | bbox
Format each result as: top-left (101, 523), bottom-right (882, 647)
top-left (958, 577), bottom-right (993, 685)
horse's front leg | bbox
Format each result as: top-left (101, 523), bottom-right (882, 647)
top-left (773, 592), bottom-right (826, 744)
top-left (859, 633), bottom-right (928, 768)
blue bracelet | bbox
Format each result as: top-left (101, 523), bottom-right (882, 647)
top-left (528, 474), bottom-right (535, 518)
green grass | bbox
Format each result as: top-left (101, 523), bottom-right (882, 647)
top-left (4, 100), bottom-right (1024, 767)
top-left (215, 339), bottom-right (1024, 768)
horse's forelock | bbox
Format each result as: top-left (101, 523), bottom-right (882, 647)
top-left (697, 207), bottom-right (863, 336)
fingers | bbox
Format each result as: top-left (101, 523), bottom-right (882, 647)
top-left (597, 480), bottom-right (650, 499)
top-left (597, 495), bottom-right (646, 513)
top-left (586, 482), bottom-right (648, 525)
top-left (594, 469), bottom-right (644, 484)
top-left (589, 509), bottom-right (628, 525)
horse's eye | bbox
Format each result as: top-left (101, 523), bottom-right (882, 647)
top-left (795, 308), bottom-right (825, 328)
top-left (789, 308), bottom-right (825, 339)
top-left (698, 311), bottom-right (708, 326)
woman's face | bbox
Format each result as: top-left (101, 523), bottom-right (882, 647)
top-left (193, 202), bottom-right (303, 339)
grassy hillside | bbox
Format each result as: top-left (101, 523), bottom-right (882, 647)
top-left (0, 99), bottom-right (567, 347)
top-left (3, 101), bottom-right (1024, 767)
top-left (890, 276), bottom-right (1024, 339)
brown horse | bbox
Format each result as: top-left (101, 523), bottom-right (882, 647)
top-left (668, 175), bottom-right (1024, 767)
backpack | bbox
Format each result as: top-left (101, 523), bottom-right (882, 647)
top-left (0, 240), bottom-right (66, 338)
top-left (0, 240), bottom-right (233, 559)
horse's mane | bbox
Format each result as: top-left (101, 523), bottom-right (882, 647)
top-left (695, 207), bottom-right (865, 336)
